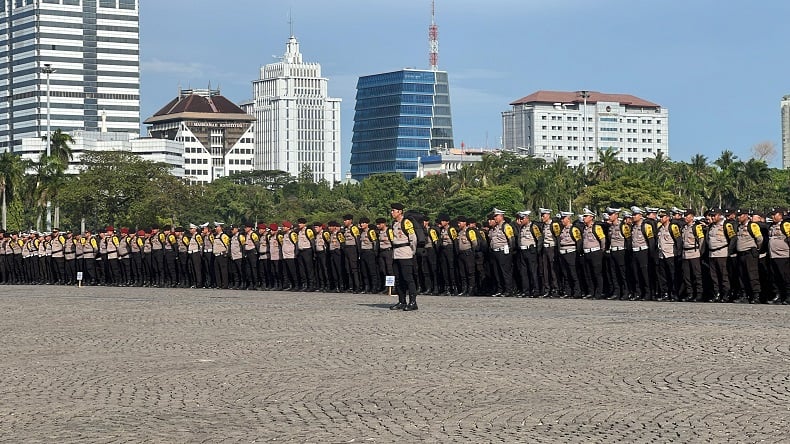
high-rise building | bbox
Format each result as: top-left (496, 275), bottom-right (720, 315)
top-left (144, 88), bottom-right (255, 184)
top-left (243, 35), bottom-right (341, 184)
top-left (781, 95), bottom-right (790, 169)
top-left (350, 68), bottom-right (454, 181)
top-left (0, 0), bottom-right (140, 151)
top-left (502, 90), bottom-right (669, 166)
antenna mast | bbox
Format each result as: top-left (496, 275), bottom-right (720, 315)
top-left (429, 0), bottom-right (439, 71)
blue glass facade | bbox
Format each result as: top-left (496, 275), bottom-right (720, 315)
top-left (350, 69), bottom-right (454, 181)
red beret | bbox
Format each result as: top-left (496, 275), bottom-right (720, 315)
top-left (137, 230), bottom-right (145, 237)
top-left (105, 226), bottom-right (114, 232)
top-left (120, 227), bottom-right (129, 235)
top-left (257, 223), bottom-right (266, 230)
top-left (268, 223), bottom-right (278, 231)
top-left (282, 221), bottom-right (293, 229)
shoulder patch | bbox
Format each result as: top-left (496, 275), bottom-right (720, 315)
top-left (749, 223), bottom-right (762, 239)
top-left (594, 224), bottom-right (605, 240)
top-left (671, 224), bottom-right (680, 238)
top-left (504, 224), bottom-right (514, 238)
top-left (468, 229), bottom-right (477, 242)
top-left (644, 224), bottom-right (654, 239)
top-left (571, 226), bottom-right (582, 241)
top-left (694, 224), bottom-right (705, 239)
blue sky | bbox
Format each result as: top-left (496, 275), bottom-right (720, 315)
top-left (140, 0), bottom-right (790, 171)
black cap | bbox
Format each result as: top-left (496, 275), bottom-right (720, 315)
top-left (342, 214), bottom-right (354, 221)
top-left (359, 217), bottom-right (370, 224)
top-left (438, 213), bottom-right (450, 222)
top-left (174, 226), bottom-right (184, 232)
top-left (375, 217), bottom-right (386, 224)
top-left (297, 217), bottom-right (307, 224)
top-left (390, 203), bottom-right (404, 211)
top-left (456, 215), bottom-right (467, 223)
top-left (328, 220), bottom-right (340, 227)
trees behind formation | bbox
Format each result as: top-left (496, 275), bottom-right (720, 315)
top-left (1, 146), bottom-right (788, 233)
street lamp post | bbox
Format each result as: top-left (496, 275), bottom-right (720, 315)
top-left (42, 63), bottom-right (55, 232)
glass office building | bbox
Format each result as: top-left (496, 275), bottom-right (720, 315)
top-left (350, 68), bottom-right (454, 181)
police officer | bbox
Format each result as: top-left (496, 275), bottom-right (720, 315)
top-left (767, 208), bottom-right (790, 304)
top-left (388, 202), bottom-right (418, 311)
top-left (436, 214), bottom-right (458, 295)
top-left (488, 208), bottom-right (516, 297)
top-left (418, 217), bottom-right (439, 295)
top-left (268, 223), bottom-right (283, 290)
top-left (656, 209), bottom-right (682, 301)
top-left (515, 210), bottom-right (541, 297)
top-left (680, 209), bottom-right (706, 302)
top-left (454, 216), bottom-right (478, 296)
top-left (629, 206), bottom-right (654, 300)
top-left (280, 221), bottom-right (299, 290)
top-left (212, 222), bottom-right (230, 289)
top-left (187, 223), bottom-right (203, 289)
top-left (556, 211), bottom-right (582, 298)
top-left (579, 208), bottom-right (605, 299)
top-left (228, 224), bottom-right (245, 289)
top-left (604, 208), bottom-right (629, 300)
top-left (242, 223), bottom-right (259, 290)
top-left (312, 222), bottom-right (328, 292)
top-left (341, 214), bottom-right (362, 293)
top-left (376, 218), bottom-right (394, 294)
top-left (706, 209), bottom-right (731, 302)
top-left (201, 223), bottom-right (215, 288)
top-left (539, 208), bottom-right (560, 297)
top-left (257, 223), bottom-right (272, 290)
top-left (357, 217), bottom-right (378, 294)
top-left (734, 209), bottom-right (763, 303)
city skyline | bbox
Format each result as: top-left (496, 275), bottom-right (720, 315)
top-left (139, 0), bottom-right (790, 174)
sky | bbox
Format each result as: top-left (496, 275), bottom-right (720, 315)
top-left (139, 0), bottom-right (790, 172)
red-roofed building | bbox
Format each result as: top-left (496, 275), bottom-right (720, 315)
top-left (502, 90), bottom-right (669, 166)
top-left (144, 88), bottom-right (255, 184)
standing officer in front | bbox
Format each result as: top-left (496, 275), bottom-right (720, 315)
top-left (388, 202), bottom-right (418, 311)
top-left (734, 209), bottom-right (763, 303)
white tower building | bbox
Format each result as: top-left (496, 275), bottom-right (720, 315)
top-left (246, 35), bottom-right (341, 184)
top-left (781, 95), bottom-right (790, 169)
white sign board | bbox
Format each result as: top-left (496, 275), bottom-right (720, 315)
top-left (76, 272), bottom-right (83, 281)
top-left (385, 276), bottom-right (396, 287)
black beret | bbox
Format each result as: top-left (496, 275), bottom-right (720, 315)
top-left (390, 203), bottom-right (404, 211)
top-left (375, 217), bottom-right (386, 224)
top-left (297, 217), bottom-right (307, 224)
top-left (359, 217), bottom-right (370, 224)
top-left (438, 213), bottom-right (450, 221)
top-left (456, 215), bottom-right (467, 223)
top-left (342, 214), bottom-right (354, 221)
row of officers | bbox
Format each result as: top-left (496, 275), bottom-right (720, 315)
top-left (0, 204), bottom-right (789, 306)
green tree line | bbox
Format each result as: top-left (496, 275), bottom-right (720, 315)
top-left (1, 146), bottom-right (788, 232)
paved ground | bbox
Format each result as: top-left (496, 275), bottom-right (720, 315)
top-left (0, 286), bottom-right (788, 443)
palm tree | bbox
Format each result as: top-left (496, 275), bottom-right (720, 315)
top-left (589, 147), bottom-right (624, 183)
top-left (42, 129), bottom-right (75, 164)
top-left (0, 151), bottom-right (28, 230)
top-left (472, 153), bottom-right (503, 188)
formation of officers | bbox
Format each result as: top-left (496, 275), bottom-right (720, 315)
top-left (1, 202), bottom-right (789, 308)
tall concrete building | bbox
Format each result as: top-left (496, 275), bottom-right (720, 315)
top-left (781, 95), bottom-right (790, 169)
top-left (350, 68), bottom-right (455, 181)
top-left (145, 88), bottom-right (255, 184)
top-left (502, 90), bottom-right (669, 166)
top-left (0, 0), bottom-right (140, 152)
top-left (243, 35), bottom-right (341, 184)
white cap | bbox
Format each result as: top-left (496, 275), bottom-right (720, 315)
top-left (630, 206), bottom-right (644, 214)
top-left (539, 208), bottom-right (552, 215)
top-left (517, 210), bottom-right (532, 217)
top-left (560, 211), bottom-right (574, 218)
top-left (492, 208), bottom-right (506, 215)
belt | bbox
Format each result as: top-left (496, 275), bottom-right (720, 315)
top-left (392, 243), bottom-right (409, 248)
top-left (189, 250), bottom-right (199, 254)
top-left (632, 246), bottom-right (648, 252)
top-left (493, 248), bottom-right (507, 252)
top-left (520, 245), bottom-right (536, 250)
top-left (380, 247), bottom-right (391, 251)
top-left (559, 248), bottom-right (576, 254)
top-left (583, 247), bottom-right (601, 253)
top-left (709, 245), bottom-right (727, 252)
top-left (214, 253), bottom-right (226, 257)
top-left (683, 247), bottom-right (699, 251)
top-left (544, 243), bottom-right (552, 248)
top-left (610, 246), bottom-right (625, 251)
